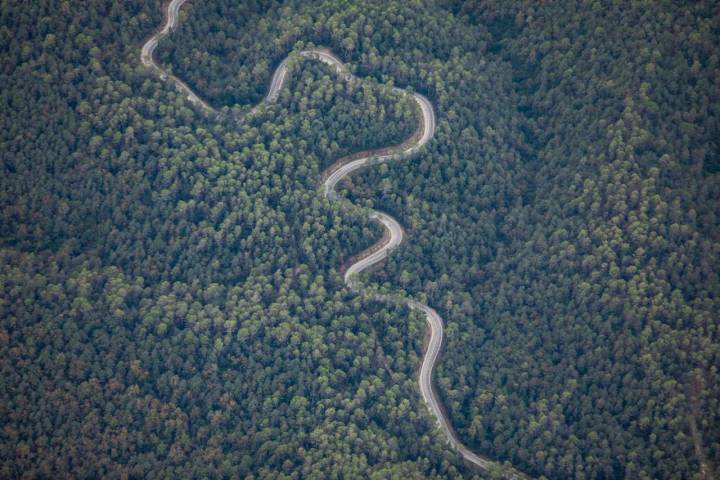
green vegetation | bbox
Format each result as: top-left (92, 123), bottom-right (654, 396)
top-left (1, 0), bottom-right (718, 478)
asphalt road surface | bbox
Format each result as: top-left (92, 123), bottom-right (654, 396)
top-left (141, 4), bottom-right (529, 478)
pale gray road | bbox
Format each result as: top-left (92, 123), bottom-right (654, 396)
top-left (141, 4), bottom-right (529, 478)
top-left (343, 212), bottom-right (404, 288)
top-left (141, 0), bottom-right (214, 111)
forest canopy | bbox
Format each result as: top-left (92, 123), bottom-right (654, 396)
top-left (1, 0), bottom-right (719, 478)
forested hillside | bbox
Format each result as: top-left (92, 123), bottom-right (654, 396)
top-left (2, 0), bottom-right (718, 478)
top-left (0, 1), bottom-right (458, 477)
top-left (356, 1), bottom-right (720, 478)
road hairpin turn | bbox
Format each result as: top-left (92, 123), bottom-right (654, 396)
top-left (142, 2), bottom-right (529, 478)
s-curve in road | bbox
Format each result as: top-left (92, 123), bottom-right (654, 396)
top-left (141, 3), bottom-right (530, 478)
top-left (141, 0), bottom-right (214, 112)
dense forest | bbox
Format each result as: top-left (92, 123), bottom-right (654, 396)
top-left (1, 0), bottom-right (718, 478)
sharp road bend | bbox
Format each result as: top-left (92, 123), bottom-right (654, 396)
top-left (142, 2), bottom-right (530, 478)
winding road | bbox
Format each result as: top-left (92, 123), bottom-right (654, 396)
top-left (142, 2), bottom-right (529, 478)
